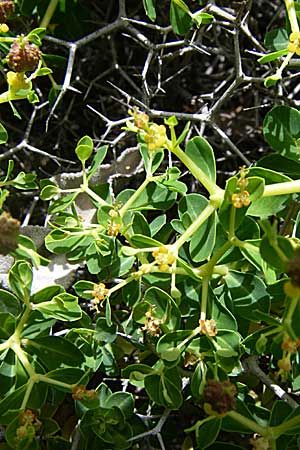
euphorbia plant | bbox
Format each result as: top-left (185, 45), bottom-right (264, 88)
top-left (1, 102), bottom-right (300, 448)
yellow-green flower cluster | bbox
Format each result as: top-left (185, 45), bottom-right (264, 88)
top-left (288, 31), bottom-right (300, 55)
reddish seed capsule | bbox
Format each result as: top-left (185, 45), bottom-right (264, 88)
top-left (0, 0), bottom-right (14, 23)
top-left (7, 39), bottom-right (41, 72)
top-left (0, 211), bottom-right (20, 254)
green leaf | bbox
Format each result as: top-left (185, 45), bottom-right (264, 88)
top-left (156, 330), bottom-right (194, 362)
top-left (26, 27), bottom-right (46, 45)
top-left (178, 194), bottom-right (217, 262)
top-left (8, 261), bottom-right (32, 301)
top-left (116, 183), bottom-right (176, 211)
top-left (73, 280), bottom-right (95, 299)
top-left (247, 167), bottom-right (291, 217)
top-left (30, 285), bottom-right (64, 303)
top-left (142, 0), bottom-right (156, 21)
top-left (263, 105), bottom-right (300, 161)
top-left (264, 73), bottom-right (282, 88)
top-left (122, 364), bottom-right (154, 387)
top-left (24, 336), bottom-right (85, 370)
top-left (257, 153), bottom-right (300, 178)
top-left (185, 136), bottom-right (216, 183)
top-left (219, 175), bottom-right (264, 231)
top-left (150, 214), bottom-right (166, 236)
top-left (131, 211), bottom-right (151, 237)
top-left (193, 11), bottom-right (213, 26)
top-left (240, 240), bottom-right (276, 283)
top-left (134, 287), bottom-right (181, 331)
top-left (145, 366), bottom-right (183, 409)
top-left (264, 28), bottom-right (289, 51)
top-left (103, 392), bottom-right (134, 419)
top-left (11, 172), bottom-right (37, 190)
top-left (191, 361), bottom-right (207, 399)
top-left (0, 290), bottom-right (21, 316)
top-left (0, 313), bottom-right (15, 339)
top-left (40, 183), bottom-right (60, 200)
top-left (95, 317), bottom-right (117, 344)
top-left (48, 193), bottom-right (78, 214)
top-left (224, 271), bottom-right (270, 321)
top-left (269, 400), bottom-right (293, 427)
top-left (45, 228), bottom-right (88, 254)
top-left (258, 48), bottom-right (289, 64)
top-left (87, 145), bottom-right (108, 179)
top-left (260, 234), bottom-right (293, 271)
top-left (170, 0), bottom-right (192, 35)
top-left (0, 122), bottom-right (8, 144)
top-left (34, 292), bottom-right (82, 321)
top-left (75, 135), bottom-right (94, 162)
top-left (45, 368), bottom-right (86, 392)
top-left (0, 350), bottom-right (16, 396)
top-left (196, 417), bottom-right (222, 448)
top-left (35, 67), bottom-right (52, 77)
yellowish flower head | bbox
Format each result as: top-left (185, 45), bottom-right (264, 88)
top-left (7, 71), bottom-right (30, 92)
top-left (288, 31), bottom-right (300, 55)
top-left (144, 123), bottom-right (167, 151)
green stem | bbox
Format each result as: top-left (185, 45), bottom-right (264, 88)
top-left (108, 276), bottom-right (135, 295)
top-left (40, 0), bottom-right (60, 28)
top-left (200, 277), bottom-right (210, 321)
top-left (272, 414), bottom-right (300, 438)
top-left (228, 205), bottom-right (236, 240)
top-left (172, 203), bottom-right (216, 252)
top-left (0, 341), bottom-right (9, 352)
top-left (263, 180), bottom-right (300, 197)
top-left (276, 51), bottom-right (294, 77)
top-left (37, 374), bottom-right (74, 390)
top-left (119, 177), bottom-right (151, 217)
top-left (21, 378), bottom-right (35, 410)
top-left (82, 162), bottom-right (87, 186)
top-left (285, 295), bottom-right (298, 323)
top-left (178, 326), bottom-right (201, 350)
top-left (0, 37), bottom-right (15, 43)
top-left (14, 305), bottom-right (32, 338)
top-left (11, 342), bottom-right (35, 377)
top-left (201, 241), bottom-right (232, 276)
top-left (226, 410), bottom-right (268, 437)
top-left (168, 143), bottom-right (224, 198)
top-left (284, 0), bottom-right (299, 33)
top-left (80, 184), bottom-right (109, 207)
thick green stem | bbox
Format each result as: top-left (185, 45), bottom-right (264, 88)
top-left (80, 184), bottom-right (109, 207)
top-left (172, 203), bottom-right (216, 252)
top-left (272, 414), bottom-right (300, 438)
top-left (169, 143), bottom-right (224, 198)
top-left (14, 305), bottom-right (32, 338)
top-left (200, 276), bottom-right (210, 321)
top-left (263, 180), bottom-right (300, 197)
top-left (40, 0), bottom-right (60, 28)
top-left (21, 378), bottom-right (35, 410)
top-left (37, 374), bottom-right (74, 390)
top-left (285, 295), bottom-right (299, 324)
top-left (178, 326), bottom-right (201, 350)
top-left (11, 342), bottom-right (35, 377)
top-left (285, 0), bottom-right (299, 33)
top-left (202, 241), bottom-right (232, 276)
top-left (227, 410), bottom-right (268, 437)
top-left (119, 177), bottom-right (151, 217)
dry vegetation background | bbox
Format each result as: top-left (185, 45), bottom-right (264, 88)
top-left (0, 0), bottom-right (294, 225)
